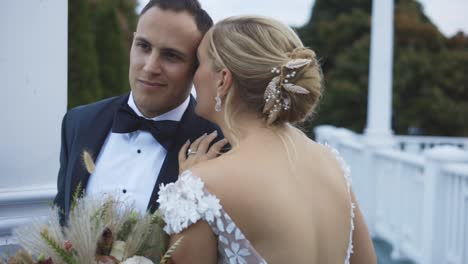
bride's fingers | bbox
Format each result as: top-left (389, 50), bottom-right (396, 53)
top-left (189, 133), bottom-right (207, 154)
top-left (178, 139), bottom-right (191, 164)
top-left (206, 138), bottom-right (229, 159)
top-left (197, 131), bottom-right (218, 154)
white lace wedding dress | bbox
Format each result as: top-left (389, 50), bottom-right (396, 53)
top-left (157, 146), bottom-right (355, 264)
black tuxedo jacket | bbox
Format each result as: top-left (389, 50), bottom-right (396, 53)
top-left (53, 94), bottom-right (220, 221)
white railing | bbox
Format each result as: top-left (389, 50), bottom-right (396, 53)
top-left (373, 149), bottom-right (426, 261)
top-left (315, 125), bottom-right (468, 264)
top-left (394, 135), bottom-right (468, 153)
top-left (0, 186), bottom-right (56, 243)
top-left (441, 163), bottom-right (468, 264)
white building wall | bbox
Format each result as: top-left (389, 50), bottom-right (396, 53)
top-left (0, 0), bottom-right (67, 240)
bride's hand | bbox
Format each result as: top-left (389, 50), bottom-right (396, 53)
top-left (178, 131), bottom-right (229, 173)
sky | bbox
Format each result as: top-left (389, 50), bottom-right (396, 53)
top-left (137, 0), bottom-right (468, 37)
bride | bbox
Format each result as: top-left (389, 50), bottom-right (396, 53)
top-left (157, 15), bottom-right (377, 264)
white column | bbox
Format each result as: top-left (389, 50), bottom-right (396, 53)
top-left (364, 0), bottom-right (395, 147)
top-left (0, 0), bottom-right (67, 240)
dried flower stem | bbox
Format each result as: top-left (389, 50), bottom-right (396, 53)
top-left (160, 237), bottom-right (183, 264)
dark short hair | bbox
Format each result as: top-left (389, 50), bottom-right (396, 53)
top-left (140, 0), bottom-right (213, 34)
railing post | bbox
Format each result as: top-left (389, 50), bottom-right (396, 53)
top-left (422, 146), bottom-right (468, 264)
top-left (362, 134), bottom-right (396, 237)
top-left (360, 143), bottom-right (377, 236)
top-left (405, 142), bottom-right (421, 154)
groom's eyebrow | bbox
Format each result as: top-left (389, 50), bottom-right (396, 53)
top-left (134, 36), bottom-right (150, 44)
top-left (134, 36), bottom-right (187, 59)
top-left (161, 47), bottom-right (187, 60)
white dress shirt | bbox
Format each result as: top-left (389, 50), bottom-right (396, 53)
top-left (86, 93), bottom-right (190, 214)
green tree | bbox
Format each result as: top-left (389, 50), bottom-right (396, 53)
top-left (92, 0), bottom-right (131, 99)
top-left (298, 0), bottom-right (468, 137)
top-left (68, 0), bottom-right (103, 108)
top-left (68, 0), bottom-right (137, 108)
top-left (392, 0), bottom-right (467, 136)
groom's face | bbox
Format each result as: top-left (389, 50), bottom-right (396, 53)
top-left (129, 7), bottom-right (202, 118)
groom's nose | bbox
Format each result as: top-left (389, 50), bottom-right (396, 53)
top-left (143, 52), bottom-right (162, 74)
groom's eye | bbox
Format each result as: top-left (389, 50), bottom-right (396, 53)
top-left (136, 41), bottom-right (150, 52)
top-left (161, 50), bottom-right (184, 62)
top-left (164, 52), bottom-right (180, 61)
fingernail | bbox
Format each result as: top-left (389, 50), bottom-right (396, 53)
top-left (212, 130), bottom-right (218, 136)
top-left (186, 139), bottom-right (190, 144)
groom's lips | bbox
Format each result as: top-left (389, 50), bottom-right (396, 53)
top-left (138, 79), bottom-right (167, 90)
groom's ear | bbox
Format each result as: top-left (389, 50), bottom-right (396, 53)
top-left (216, 68), bottom-right (233, 98)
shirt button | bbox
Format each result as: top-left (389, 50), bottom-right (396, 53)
top-left (122, 189), bottom-right (127, 194)
top-left (137, 149), bottom-right (141, 154)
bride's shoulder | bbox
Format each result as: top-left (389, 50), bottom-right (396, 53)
top-left (190, 155), bottom-right (249, 199)
top-left (191, 154), bottom-right (239, 182)
top-left (157, 157), bottom-right (243, 234)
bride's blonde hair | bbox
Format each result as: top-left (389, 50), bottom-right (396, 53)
top-left (206, 16), bottom-right (323, 131)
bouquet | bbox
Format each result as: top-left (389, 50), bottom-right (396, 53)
top-left (1, 152), bottom-right (181, 264)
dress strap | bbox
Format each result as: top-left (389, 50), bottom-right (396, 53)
top-left (321, 143), bottom-right (355, 264)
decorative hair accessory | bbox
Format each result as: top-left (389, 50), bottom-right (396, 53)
top-left (263, 58), bottom-right (311, 125)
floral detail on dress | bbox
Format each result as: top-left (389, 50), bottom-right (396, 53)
top-left (225, 242), bottom-right (251, 264)
top-left (226, 222), bottom-right (236, 234)
top-left (235, 228), bottom-right (246, 240)
top-left (219, 235), bottom-right (229, 245)
top-left (217, 217), bottom-right (226, 232)
top-left (157, 170), bottom-right (222, 234)
top-left (157, 170), bottom-right (268, 264)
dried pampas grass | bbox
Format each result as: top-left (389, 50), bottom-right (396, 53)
top-left (7, 150), bottom-right (181, 264)
top-left (82, 150), bottom-right (95, 174)
top-left (13, 207), bottom-right (66, 264)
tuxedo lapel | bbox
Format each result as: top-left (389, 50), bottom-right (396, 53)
top-left (147, 96), bottom-right (214, 212)
top-left (68, 94), bottom-right (128, 209)
top-left (147, 139), bottom-right (180, 212)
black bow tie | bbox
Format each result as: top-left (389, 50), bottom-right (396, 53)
top-left (112, 103), bottom-right (180, 150)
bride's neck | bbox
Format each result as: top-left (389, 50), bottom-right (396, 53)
top-left (217, 111), bottom-right (288, 149)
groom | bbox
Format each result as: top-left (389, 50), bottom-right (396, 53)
top-left (54, 0), bottom-right (219, 221)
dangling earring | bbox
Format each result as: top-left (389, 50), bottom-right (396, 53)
top-left (215, 95), bottom-right (222, 112)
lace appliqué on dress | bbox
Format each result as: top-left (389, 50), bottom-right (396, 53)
top-left (158, 171), bottom-right (268, 264)
top-left (322, 143), bottom-right (356, 264)
top-left (210, 211), bottom-right (268, 264)
top-left (157, 170), bottom-right (222, 234)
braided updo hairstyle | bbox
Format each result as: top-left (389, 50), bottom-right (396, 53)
top-left (206, 16), bottom-right (323, 126)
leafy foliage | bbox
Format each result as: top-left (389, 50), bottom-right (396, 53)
top-left (68, 0), bottom-right (137, 109)
top-left (68, 0), bottom-right (103, 109)
top-left (298, 0), bottom-right (468, 136)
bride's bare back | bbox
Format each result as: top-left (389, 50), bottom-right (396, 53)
top-left (193, 125), bottom-right (362, 263)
